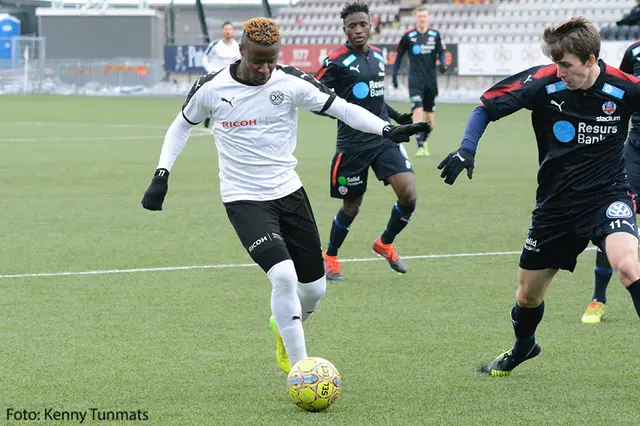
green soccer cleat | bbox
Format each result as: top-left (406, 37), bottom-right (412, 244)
top-left (269, 316), bottom-right (291, 374)
top-left (581, 300), bottom-right (605, 324)
top-left (487, 343), bottom-right (541, 377)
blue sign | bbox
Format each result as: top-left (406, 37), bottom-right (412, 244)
top-left (0, 13), bottom-right (20, 69)
top-left (164, 44), bottom-right (208, 73)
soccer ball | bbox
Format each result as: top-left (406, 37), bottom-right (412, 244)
top-left (287, 357), bottom-right (341, 412)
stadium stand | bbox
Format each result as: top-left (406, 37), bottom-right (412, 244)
top-left (272, 0), bottom-right (638, 44)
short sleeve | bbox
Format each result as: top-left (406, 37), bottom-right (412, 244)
top-left (181, 74), bottom-right (215, 124)
top-left (315, 57), bottom-right (341, 90)
top-left (480, 65), bottom-right (553, 121)
top-left (280, 65), bottom-right (337, 113)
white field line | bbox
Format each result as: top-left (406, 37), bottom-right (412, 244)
top-left (0, 127), bottom-right (211, 143)
top-left (0, 248), bottom-right (597, 280)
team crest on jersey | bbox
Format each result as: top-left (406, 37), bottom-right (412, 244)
top-left (269, 90), bottom-right (285, 106)
top-left (606, 201), bottom-right (633, 219)
top-left (602, 101), bottom-right (617, 115)
top-left (338, 186), bottom-right (348, 195)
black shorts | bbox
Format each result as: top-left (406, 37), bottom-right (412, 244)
top-left (625, 139), bottom-right (640, 194)
top-left (409, 84), bottom-right (438, 113)
top-left (330, 143), bottom-right (413, 199)
top-left (224, 187), bottom-right (324, 283)
top-left (519, 195), bottom-right (638, 272)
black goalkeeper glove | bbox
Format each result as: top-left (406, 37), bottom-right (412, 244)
top-left (394, 112), bottom-right (414, 125)
top-left (141, 168), bottom-right (169, 211)
top-left (437, 149), bottom-right (475, 185)
top-left (439, 63), bottom-right (448, 74)
top-left (383, 122), bottom-right (431, 143)
top-left (392, 74), bottom-right (399, 89)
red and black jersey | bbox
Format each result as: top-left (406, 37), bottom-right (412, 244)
top-left (619, 40), bottom-right (640, 140)
top-left (481, 60), bottom-right (640, 211)
top-left (316, 42), bottom-right (390, 150)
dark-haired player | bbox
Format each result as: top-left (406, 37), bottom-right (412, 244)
top-left (317, 1), bottom-right (420, 281)
top-left (393, 5), bottom-right (447, 157)
top-left (141, 18), bottom-right (427, 375)
top-left (581, 39), bottom-right (640, 324)
top-left (438, 17), bottom-right (640, 376)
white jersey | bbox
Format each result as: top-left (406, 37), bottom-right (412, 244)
top-left (202, 39), bottom-right (241, 73)
top-left (182, 63), bottom-right (337, 203)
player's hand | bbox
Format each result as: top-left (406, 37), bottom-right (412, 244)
top-left (392, 74), bottom-right (399, 89)
top-left (141, 168), bottom-right (169, 211)
top-left (383, 122), bottom-right (431, 143)
top-left (437, 149), bottom-right (475, 185)
top-left (394, 112), bottom-right (414, 125)
top-left (439, 64), bottom-right (448, 74)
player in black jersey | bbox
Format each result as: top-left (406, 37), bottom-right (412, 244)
top-left (316, 2), bottom-right (426, 281)
top-left (437, 18), bottom-right (640, 376)
top-left (393, 5), bottom-right (447, 157)
top-left (581, 39), bottom-right (640, 324)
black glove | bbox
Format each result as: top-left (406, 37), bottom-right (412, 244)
top-left (439, 63), bottom-right (448, 74)
top-left (383, 122), bottom-right (431, 143)
top-left (392, 74), bottom-right (399, 89)
top-left (437, 149), bottom-right (475, 185)
top-left (141, 168), bottom-right (169, 211)
top-left (394, 112), bottom-right (414, 125)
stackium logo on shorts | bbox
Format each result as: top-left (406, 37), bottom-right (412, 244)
top-left (337, 176), bottom-right (363, 186)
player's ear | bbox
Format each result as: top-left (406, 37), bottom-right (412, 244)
top-left (587, 54), bottom-right (597, 67)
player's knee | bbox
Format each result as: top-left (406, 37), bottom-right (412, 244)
top-left (298, 275), bottom-right (327, 303)
top-left (268, 259), bottom-right (299, 294)
top-left (398, 192), bottom-right (417, 211)
top-left (515, 281), bottom-right (545, 307)
top-left (610, 254), bottom-right (640, 284)
top-left (343, 198), bottom-right (362, 217)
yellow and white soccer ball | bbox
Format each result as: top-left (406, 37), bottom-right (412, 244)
top-left (287, 357), bottom-right (341, 412)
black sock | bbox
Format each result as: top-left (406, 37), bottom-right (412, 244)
top-left (423, 124), bottom-right (433, 141)
top-left (627, 279), bottom-right (640, 318)
top-left (381, 202), bottom-right (415, 244)
top-left (416, 132), bottom-right (424, 148)
top-left (511, 302), bottom-right (545, 358)
top-left (326, 208), bottom-right (355, 256)
top-left (593, 249), bottom-right (613, 304)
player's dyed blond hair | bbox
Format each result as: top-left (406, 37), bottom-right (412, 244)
top-left (242, 17), bottom-right (281, 45)
top-left (542, 17), bottom-right (600, 64)
top-left (413, 5), bottom-right (428, 15)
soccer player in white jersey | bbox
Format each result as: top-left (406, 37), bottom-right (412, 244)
top-left (202, 22), bottom-right (241, 74)
top-left (202, 22), bottom-right (241, 129)
top-left (141, 18), bottom-right (427, 375)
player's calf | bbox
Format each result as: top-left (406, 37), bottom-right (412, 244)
top-left (268, 259), bottom-right (307, 366)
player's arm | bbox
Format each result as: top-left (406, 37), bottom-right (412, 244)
top-left (283, 65), bottom-right (428, 142)
top-left (141, 77), bottom-right (210, 210)
top-left (437, 67), bottom-right (542, 185)
top-left (202, 40), bottom-right (218, 73)
top-left (385, 103), bottom-right (413, 125)
top-left (436, 33), bottom-right (447, 74)
top-left (392, 35), bottom-right (409, 88)
top-left (620, 45), bottom-right (635, 74)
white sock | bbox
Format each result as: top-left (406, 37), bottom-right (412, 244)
top-left (297, 276), bottom-right (327, 322)
top-left (268, 260), bottom-right (307, 366)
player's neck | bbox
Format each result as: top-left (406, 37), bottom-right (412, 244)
top-left (580, 63), bottom-right (601, 90)
top-left (416, 25), bottom-right (428, 33)
top-left (223, 37), bottom-right (233, 44)
top-left (350, 43), bottom-right (368, 54)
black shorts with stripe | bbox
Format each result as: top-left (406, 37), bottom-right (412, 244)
top-left (519, 193), bottom-right (638, 272)
top-left (329, 143), bottom-right (413, 199)
top-left (224, 187), bottom-right (324, 283)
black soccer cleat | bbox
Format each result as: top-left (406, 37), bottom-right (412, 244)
top-left (487, 343), bottom-right (541, 377)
